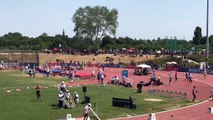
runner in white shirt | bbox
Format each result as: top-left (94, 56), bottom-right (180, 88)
top-left (83, 103), bottom-right (91, 120)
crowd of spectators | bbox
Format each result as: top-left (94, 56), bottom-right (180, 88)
top-left (40, 48), bottom-right (191, 59)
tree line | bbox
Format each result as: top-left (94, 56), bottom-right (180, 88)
top-left (0, 6), bottom-right (212, 53)
top-left (0, 30), bottom-right (212, 53)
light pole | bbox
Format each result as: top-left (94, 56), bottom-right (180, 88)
top-left (206, 0), bottom-right (209, 71)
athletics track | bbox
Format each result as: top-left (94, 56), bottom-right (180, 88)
top-left (67, 67), bottom-right (213, 120)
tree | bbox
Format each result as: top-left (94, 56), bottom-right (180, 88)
top-left (72, 6), bottom-right (118, 50)
top-left (100, 36), bottom-right (114, 48)
top-left (210, 35), bottom-right (213, 45)
top-left (201, 36), bottom-right (206, 45)
top-left (192, 26), bottom-right (202, 44)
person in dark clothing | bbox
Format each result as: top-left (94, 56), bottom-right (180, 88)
top-left (36, 85), bottom-right (41, 101)
top-left (97, 72), bottom-right (101, 84)
top-left (137, 81), bottom-right (143, 93)
top-left (169, 74), bottom-right (172, 85)
top-left (185, 72), bottom-right (188, 82)
top-left (101, 64), bottom-right (105, 71)
top-left (192, 86), bottom-right (199, 102)
top-left (175, 72), bottom-right (177, 81)
top-left (156, 76), bottom-right (163, 86)
top-left (69, 70), bottom-right (73, 79)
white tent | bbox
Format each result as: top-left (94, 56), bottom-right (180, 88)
top-left (122, 48), bottom-right (127, 50)
top-left (171, 61), bottom-right (177, 64)
top-left (166, 62), bottom-right (171, 64)
top-left (135, 64), bottom-right (151, 75)
top-left (156, 50), bottom-right (161, 54)
top-left (136, 64), bottom-right (151, 68)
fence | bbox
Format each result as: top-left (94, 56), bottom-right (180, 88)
top-left (0, 50), bottom-right (39, 67)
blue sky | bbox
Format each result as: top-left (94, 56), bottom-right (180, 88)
top-left (0, 0), bottom-right (212, 40)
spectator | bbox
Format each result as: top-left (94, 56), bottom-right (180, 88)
top-left (46, 67), bottom-right (50, 77)
top-left (60, 81), bottom-right (66, 92)
top-left (74, 92), bottom-right (79, 105)
top-left (137, 81), bottom-right (143, 93)
top-left (111, 76), bottom-right (119, 84)
top-left (97, 72), bottom-right (101, 84)
top-left (65, 90), bottom-right (72, 104)
top-left (122, 76), bottom-right (127, 84)
top-left (58, 91), bottom-right (64, 109)
top-left (100, 73), bottom-right (104, 86)
top-left (101, 64), bottom-right (105, 71)
top-left (69, 70), bottom-right (73, 79)
top-left (29, 68), bottom-right (33, 77)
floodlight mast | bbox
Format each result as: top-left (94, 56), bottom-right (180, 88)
top-left (206, 0), bottom-right (209, 71)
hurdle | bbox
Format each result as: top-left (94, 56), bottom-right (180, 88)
top-left (148, 89), bottom-right (189, 100)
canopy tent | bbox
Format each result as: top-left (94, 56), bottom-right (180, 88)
top-left (166, 62), bottom-right (171, 64)
top-left (165, 61), bottom-right (178, 71)
top-left (129, 47), bottom-right (135, 50)
top-left (53, 48), bottom-right (60, 53)
top-left (156, 50), bottom-right (161, 54)
top-left (134, 64), bottom-right (151, 75)
top-left (53, 48), bottom-right (60, 51)
top-left (136, 64), bottom-right (151, 68)
top-left (171, 61), bottom-right (177, 64)
top-left (128, 47), bottom-right (135, 52)
top-left (122, 48), bottom-right (127, 50)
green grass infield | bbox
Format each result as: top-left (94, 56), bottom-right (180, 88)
top-left (0, 71), bottom-right (193, 120)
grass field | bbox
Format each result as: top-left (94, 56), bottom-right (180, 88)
top-left (0, 70), bottom-right (193, 120)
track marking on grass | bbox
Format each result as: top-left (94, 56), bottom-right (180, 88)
top-left (144, 98), bottom-right (163, 102)
top-left (6, 90), bottom-right (11, 93)
top-left (0, 86), bottom-right (19, 89)
top-left (1, 85), bottom-right (50, 93)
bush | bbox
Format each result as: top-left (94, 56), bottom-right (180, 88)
top-left (144, 56), bottom-right (182, 68)
top-left (186, 54), bottom-right (213, 65)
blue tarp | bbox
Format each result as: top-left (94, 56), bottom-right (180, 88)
top-left (188, 68), bottom-right (200, 73)
top-left (38, 69), bottom-right (64, 74)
